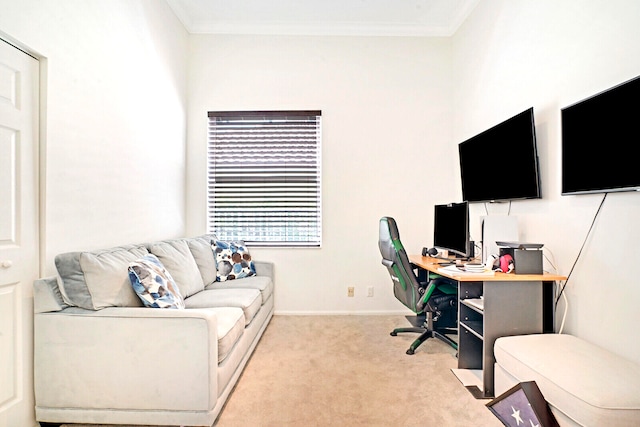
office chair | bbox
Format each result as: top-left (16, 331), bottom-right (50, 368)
top-left (379, 216), bottom-right (458, 355)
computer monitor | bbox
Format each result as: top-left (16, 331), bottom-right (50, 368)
top-left (433, 201), bottom-right (470, 258)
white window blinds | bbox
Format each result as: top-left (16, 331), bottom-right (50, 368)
top-left (207, 111), bottom-right (322, 247)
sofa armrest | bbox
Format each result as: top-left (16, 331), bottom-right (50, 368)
top-left (33, 277), bottom-right (69, 313)
top-left (34, 307), bottom-right (219, 413)
top-left (253, 260), bottom-right (274, 280)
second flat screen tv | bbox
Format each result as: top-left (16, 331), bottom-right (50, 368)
top-left (458, 107), bottom-right (541, 203)
top-left (561, 75), bottom-right (640, 195)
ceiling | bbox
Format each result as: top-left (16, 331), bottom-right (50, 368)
top-left (165, 0), bottom-right (480, 37)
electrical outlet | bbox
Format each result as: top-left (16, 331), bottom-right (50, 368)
top-left (367, 286), bottom-right (374, 297)
top-left (347, 287), bottom-right (354, 297)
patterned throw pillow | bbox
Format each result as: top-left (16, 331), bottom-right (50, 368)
top-left (212, 239), bottom-right (256, 282)
top-left (128, 254), bottom-right (185, 309)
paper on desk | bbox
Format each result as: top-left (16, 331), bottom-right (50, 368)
top-left (437, 265), bottom-right (495, 275)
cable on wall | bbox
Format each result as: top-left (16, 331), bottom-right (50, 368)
top-left (554, 193), bottom-right (608, 313)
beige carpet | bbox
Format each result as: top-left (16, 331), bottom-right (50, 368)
top-left (216, 315), bottom-right (502, 426)
top-left (63, 315), bottom-right (503, 427)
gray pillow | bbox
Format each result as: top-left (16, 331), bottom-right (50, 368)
top-left (55, 245), bottom-right (148, 310)
top-left (187, 236), bottom-right (217, 286)
top-left (146, 239), bottom-right (205, 298)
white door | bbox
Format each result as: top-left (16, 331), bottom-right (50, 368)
top-left (0, 38), bottom-right (40, 427)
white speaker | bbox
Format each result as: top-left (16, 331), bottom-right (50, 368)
top-left (481, 216), bottom-right (519, 264)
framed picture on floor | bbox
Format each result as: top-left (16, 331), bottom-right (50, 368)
top-left (486, 381), bottom-right (559, 427)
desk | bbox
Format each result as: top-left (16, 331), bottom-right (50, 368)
top-left (409, 254), bottom-right (566, 398)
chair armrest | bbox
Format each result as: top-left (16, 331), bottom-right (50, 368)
top-left (34, 307), bottom-right (219, 412)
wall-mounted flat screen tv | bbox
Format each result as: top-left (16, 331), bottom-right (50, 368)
top-left (561, 75), bottom-right (640, 195)
top-left (458, 107), bottom-right (541, 203)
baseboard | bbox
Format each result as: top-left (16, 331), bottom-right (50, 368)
top-left (274, 310), bottom-right (412, 316)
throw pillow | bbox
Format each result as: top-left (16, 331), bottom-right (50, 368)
top-left (212, 239), bottom-right (256, 282)
top-left (128, 254), bottom-right (185, 309)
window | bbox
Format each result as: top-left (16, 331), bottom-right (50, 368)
top-left (207, 111), bottom-right (322, 247)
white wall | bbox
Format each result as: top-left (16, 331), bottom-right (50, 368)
top-left (0, 0), bottom-right (189, 275)
top-left (186, 2), bottom-right (640, 362)
top-left (186, 35), bottom-right (457, 314)
top-left (0, 4), bottom-right (187, 425)
top-left (452, 0), bottom-right (640, 363)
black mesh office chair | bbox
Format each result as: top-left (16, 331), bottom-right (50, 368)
top-left (379, 216), bottom-right (458, 355)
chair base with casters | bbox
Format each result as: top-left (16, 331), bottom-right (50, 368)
top-left (391, 311), bottom-right (458, 355)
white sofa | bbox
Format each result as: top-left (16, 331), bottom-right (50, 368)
top-left (494, 334), bottom-right (640, 427)
top-left (33, 235), bottom-right (274, 427)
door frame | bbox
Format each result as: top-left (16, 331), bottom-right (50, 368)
top-left (0, 31), bottom-right (46, 277)
top-left (0, 30), bottom-right (45, 427)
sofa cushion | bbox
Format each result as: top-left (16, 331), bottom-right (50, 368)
top-left (55, 245), bottom-right (148, 310)
top-left (187, 236), bottom-right (217, 287)
top-left (185, 288), bottom-right (262, 326)
top-left (128, 254), bottom-right (185, 309)
top-left (206, 275), bottom-right (273, 305)
top-left (146, 239), bottom-right (204, 298)
top-left (209, 307), bottom-right (246, 363)
top-left (494, 334), bottom-right (640, 427)
top-left (212, 239), bottom-right (256, 281)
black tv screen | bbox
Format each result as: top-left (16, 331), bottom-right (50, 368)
top-left (561, 75), bottom-right (640, 195)
top-left (458, 108), bottom-right (541, 203)
top-left (433, 201), bottom-right (470, 258)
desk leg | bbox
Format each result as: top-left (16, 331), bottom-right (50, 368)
top-left (543, 281), bottom-right (555, 333)
top-left (457, 280), bottom-right (543, 399)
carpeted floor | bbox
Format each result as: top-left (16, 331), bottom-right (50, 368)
top-left (62, 315), bottom-right (503, 427)
top-left (214, 315), bottom-right (502, 426)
